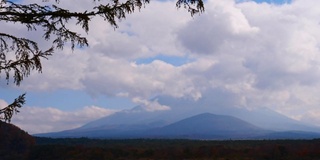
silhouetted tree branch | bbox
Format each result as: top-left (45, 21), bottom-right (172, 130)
top-left (0, 93), bottom-right (25, 122)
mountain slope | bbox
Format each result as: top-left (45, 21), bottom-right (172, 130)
top-left (36, 112), bottom-right (320, 139)
top-left (36, 95), bottom-right (320, 139)
top-left (80, 109), bottom-right (169, 130)
top-left (77, 95), bottom-right (320, 133)
top-left (36, 113), bottom-right (272, 139)
top-left (155, 95), bottom-right (320, 132)
top-left (146, 113), bottom-right (269, 139)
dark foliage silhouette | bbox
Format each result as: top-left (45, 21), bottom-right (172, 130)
top-left (0, 121), bottom-right (35, 159)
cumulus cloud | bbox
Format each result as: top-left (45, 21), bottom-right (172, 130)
top-left (178, 2), bottom-right (320, 95)
top-left (178, 0), bottom-right (259, 55)
top-left (82, 57), bottom-right (207, 100)
top-left (3, 0), bottom-right (320, 130)
top-left (21, 1), bottom-right (320, 103)
top-left (11, 106), bottom-right (117, 134)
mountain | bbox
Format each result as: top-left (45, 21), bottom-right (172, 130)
top-left (145, 113), bottom-right (269, 139)
top-left (35, 112), bottom-right (320, 139)
top-left (37, 113), bottom-right (269, 139)
top-left (80, 109), bottom-right (169, 130)
top-left (81, 95), bottom-right (320, 133)
top-left (154, 95), bottom-right (320, 132)
top-left (231, 107), bottom-right (320, 132)
top-left (36, 95), bottom-right (320, 139)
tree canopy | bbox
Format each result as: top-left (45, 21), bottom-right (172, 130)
top-left (0, 0), bottom-right (204, 122)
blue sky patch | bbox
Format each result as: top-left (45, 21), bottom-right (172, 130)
top-left (0, 87), bottom-right (134, 111)
top-left (253, 0), bottom-right (292, 4)
top-left (135, 54), bottom-right (194, 66)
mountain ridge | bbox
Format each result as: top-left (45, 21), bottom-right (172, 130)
top-left (35, 112), bottom-right (320, 139)
top-left (35, 95), bottom-right (320, 139)
top-left (143, 113), bottom-right (270, 139)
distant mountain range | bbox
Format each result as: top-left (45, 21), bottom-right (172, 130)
top-left (36, 95), bottom-right (320, 140)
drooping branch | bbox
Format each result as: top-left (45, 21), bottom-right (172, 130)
top-left (176, 0), bottom-right (205, 16)
top-left (0, 33), bottom-right (53, 86)
top-left (0, 93), bottom-right (25, 123)
top-left (0, 0), bottom-right (204, 56)
top-left (0, 0), bottom-right (153, 49)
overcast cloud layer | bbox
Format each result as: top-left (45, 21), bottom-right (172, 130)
top-left (2, 0), bottom-right (320, 133)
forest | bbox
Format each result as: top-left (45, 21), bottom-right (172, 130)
top-left (23, 137), bottom-right (320, 160)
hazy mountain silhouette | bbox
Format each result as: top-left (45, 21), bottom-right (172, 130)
top-left (35, 95), bottom-right (320, 139)
top-left (36, 112), bottom-right (320, 139)
top-left (144, 113), bottom-right (269, 139)
top-left (80, 95), bottom-right (320, 133)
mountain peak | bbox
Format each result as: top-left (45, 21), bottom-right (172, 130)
top-left (149, 113), bottom-right (265, 139)
top-left (35, 96), bottom-right (320, 139)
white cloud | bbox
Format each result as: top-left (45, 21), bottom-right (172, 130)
top-left (3, 0), bottom-right (320, 129)
top-left (19, 49), bottom-right (89, 91)
top-left (132, 97), bottom-right (171, 112)
top-left (81, 57), bottom-right (206, 100)
top-left (175, 0), bottom-right (320, 120)
top-left (178, 0), bottom-right (259, 55)
top-left (11, 106), bottom-right (117, 134)
top-left (299, 110), bottom-right (320, 126)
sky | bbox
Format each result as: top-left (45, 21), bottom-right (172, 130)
top-left (1, 0), bottom-right (320, 134)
